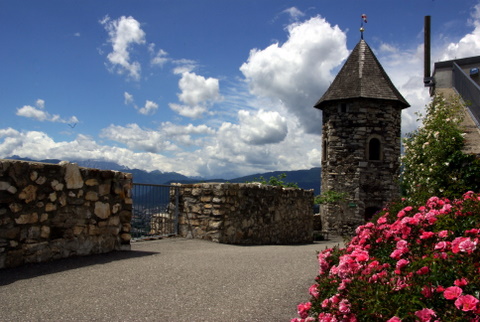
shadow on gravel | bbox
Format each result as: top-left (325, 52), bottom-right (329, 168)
top-left (0, 250), bottom-right (159, 286)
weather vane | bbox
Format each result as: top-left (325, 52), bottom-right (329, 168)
top-left (360, 14), bottom-right (367, 39)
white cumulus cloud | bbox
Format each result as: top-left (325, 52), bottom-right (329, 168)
top-left (283, 7), bottom-right (305, 22)
top-left (36, 99), bottom-right (45, 109)
top-left (239, 109), bottom-right (288, 145)
top-left (161, 122), bottom-right (216, 146)
top-left (100, 123), bottom-right (176, 153)
top-left (149, 44), bottom-right (169, 67)
top-left (123, 92), bottom-right (159, 115)
top-left (124, 91), bottom-right (134, 105)
top-left (138, 100), bottom-right (159, 115)
top-left (169, 71), bottom-right (222, 118)
top-left (169, 103), bottom-right (207, 119)
top-left (101, 15), bottom-right (146, 80)
top-left (240, 16), bottom-right (349, 134)
top-left (16, 99), bottom-right (79, 124)
top-left (177, 71), bottom-right (221, 106)
top-left (441, 4), bottom-right (480, 60)
top-left (0, 128), bottom-right (181, 174)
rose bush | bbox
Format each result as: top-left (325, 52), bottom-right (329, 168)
top-left (293, 192), bottom-right (480, 321)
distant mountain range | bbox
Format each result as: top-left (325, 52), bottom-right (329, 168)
top-left (4, 156), bottom-right (321, 195)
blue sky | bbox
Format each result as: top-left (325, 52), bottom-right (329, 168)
top-left (1, 0), bottom-right (480, 179)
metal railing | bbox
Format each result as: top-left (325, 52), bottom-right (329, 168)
top-left (452, 62), bottom-right (480, 127)
top-left (131, 183), bottom-right (179, 240)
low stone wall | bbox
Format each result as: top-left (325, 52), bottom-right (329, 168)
top-left (0, 159), bottom-right (132, 268)
top-left (174, 183), bottom-right (314, 245)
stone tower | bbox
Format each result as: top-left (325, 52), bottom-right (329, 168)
top-left (314, 39), bottom-right (410, 235)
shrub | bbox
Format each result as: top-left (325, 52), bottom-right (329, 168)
top-left (292, 192), bottom-right (480, 321)
top-left (315, 190), bottom-right (348, 205)
top-left (401, 94), bottom-right (480, 203)
top-left (249, 173), bottom-right (299, 189)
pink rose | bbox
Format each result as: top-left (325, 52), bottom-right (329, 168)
top-left (308, 284), bottom-right (319, 298)
top-left (454, 278), bottom-right (469, 287)
top-left (434, 241), bottom-right (450, 251)
top-left (452, 237), bottom-right (477, 254)
top-left (455, 295), bottom-right (479, 312)
top-left (390, 249), bottom-right (403, 260)
top-left (377, 216), bottom-right (387, 224)
top-left (318, 313), bottom-right (338, 322)
top-left (414, 308), bottom-right (436, 322)
top-left (297, 302), bottom-right (311, 318)
top-left (339, 299), bottom-right (351, 314)
top-left (437, 230), bottom-right (449, 238)
top-left (465, 228), bottom-right (479, 236)
top-left (396, 239), bottom-right (408, 249)
top-left (422, 286), bottom-right (434, 298)
top-left (351, 249), bottom-right (369, 262)
top-left (321, 299), bottom-right (329, 308)
top-left (444, 286), bottom-right (462, 300)
top-left (318, 251), bottom-right (332, 275)
top-left (420, 231), bottom-right (435, 239)
top-left (329, 294), bottom-right (341, 304)
top-left (386, 317), bottom-right (402, 322)
top-left (416, 266), bottom-right (430, 275)
top-left (459, 238), bottom-right (477, 253)
top-left (395, 258), bottom-right (410, 270)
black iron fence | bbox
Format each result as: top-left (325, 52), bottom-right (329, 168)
top-left (131, 183), bottom-right (179, 239)
top-left (453, 62), bottom-right (480, 126)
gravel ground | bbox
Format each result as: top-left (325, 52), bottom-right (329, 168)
top-left (0, 236), bottom-right (344, 322)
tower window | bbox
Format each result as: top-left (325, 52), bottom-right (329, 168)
top-left (368, 138), bottom-right (381, 161)
top-left (338, 103), bottom-right (348, 113)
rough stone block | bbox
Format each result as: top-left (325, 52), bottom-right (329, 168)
top-left (94, 202), bottom-right (111, 219)
top-left (0, 227), bottom-right (20, 239)
top-left (15, 212), bottom-right (39, 225)
top-left (45, 203), bottom-right (57, 212)
top-left (18, 185), bottom-right (37, 203)
top-left (64, 162), bottom-right (83, 189)
top-left (0, 181), bottom-right (17, 194)
top-left (85, 191), bottom-right (99, 201)
top-left (98, 183), bottom-right (111, 196)
top-left (35, 176), bottom-right (47, 185)
top-left (85, 179), bottom-right (99, 186)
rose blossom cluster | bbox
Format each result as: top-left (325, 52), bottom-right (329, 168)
top-left (292, 191), bottom-right (480, 321)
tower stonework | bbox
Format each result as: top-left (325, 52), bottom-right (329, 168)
top-left (315, 40), bottom-right (410, 235)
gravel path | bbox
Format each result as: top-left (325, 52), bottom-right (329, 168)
top-left (0, 237), bottom-right (344, 322)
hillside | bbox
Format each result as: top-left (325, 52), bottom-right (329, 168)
top-left (3, 156), bottom-right (321, 194)
top-left (162, 168), bottom-right (321, 195)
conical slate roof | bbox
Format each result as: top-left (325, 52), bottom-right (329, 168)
top-left (314, 39), bottom-right (410, 109)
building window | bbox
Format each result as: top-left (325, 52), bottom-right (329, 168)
top-left (338, 103), bottom-right (348, 113)
top-left (368, 138), bottom-right (381, 161)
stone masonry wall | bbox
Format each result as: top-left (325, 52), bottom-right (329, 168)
top-left (321, 99), bottom-right (403, 235)
top-left (0, 159), bottom-right (132, 268)
top-left (174, 183), bottom-right (313, 245)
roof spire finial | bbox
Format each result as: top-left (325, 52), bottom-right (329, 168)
top-left (360, 14), bottom-right (367, 40)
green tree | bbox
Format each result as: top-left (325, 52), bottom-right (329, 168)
top-left (401, 93), bottom-right (480, 202)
